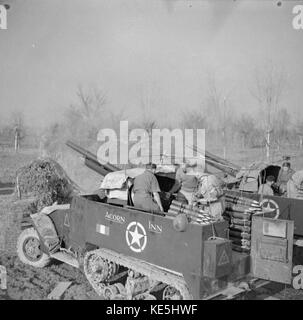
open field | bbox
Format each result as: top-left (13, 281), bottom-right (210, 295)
top-left (0, 148), bottom-right (39, 184)
top-left (1, 146), bottom-right (303, 300)
top-left (208, 144), bottom-right (303, 170)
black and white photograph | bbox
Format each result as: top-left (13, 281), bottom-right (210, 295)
top-left (1, 0), bottom-right (303, 305)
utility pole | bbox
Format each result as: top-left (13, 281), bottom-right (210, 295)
top-left (14, 126), bottom-right (20, 153)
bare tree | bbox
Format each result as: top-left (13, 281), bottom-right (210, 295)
top-left (9, 110), bottom-right (26, 151)
top-left (138, 83), bottom-right (160, 136)
top-left (235, 114), bottom-right (256, 149)
top-left (250, 61), bottom-right (287, 159)
top-left (273, 107), bottom-right (291, 149)
top-left (64, 85), bottom-right (108, 144)
top-left (205, 73), bottom-right (233, 158)
top-left (295, 118), bottom-right (303, 149)
top-left (181, 108), bottom-right (208, 130)
top-left (10, 110), bottom-right (25, 128)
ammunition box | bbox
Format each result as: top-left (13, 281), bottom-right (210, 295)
top-left (203, 238), bottom-right (232, 278)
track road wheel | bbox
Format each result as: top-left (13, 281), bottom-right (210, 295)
top-left (17, 227), bottom-right (51, 267)
top-left (162, 285), bottom-right (182, 300)
top-left (104, 285), bottom-right (119, 300)
top-left (134, 293), bottom-right (157, 300)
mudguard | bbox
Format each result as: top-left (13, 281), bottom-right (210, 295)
top-left (28, 204), bottom-right (70, 254)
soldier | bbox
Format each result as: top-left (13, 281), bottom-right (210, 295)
top-left (175, 162), bottom-right (199, 205)
top-left (258, 175), bottom-right (275, 196)
top-left (195, 173), bottom-right (225, 221)
top-left (287, 170), bottom-right (303, 199)
top-left (277, 162), bottom-right (295, 195)
top-left (133, 163), bottom-right (164, 212)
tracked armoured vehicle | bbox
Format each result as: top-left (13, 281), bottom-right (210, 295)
top-left (16, 141), bottom-right (296, 300)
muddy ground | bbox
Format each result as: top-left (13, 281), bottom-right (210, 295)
top-left (0, 194), bottom-right (102, 300)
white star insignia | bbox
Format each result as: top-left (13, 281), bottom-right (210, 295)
top-left (129, 226), bottom-right (144, 247)
top-left (126, 221), bottom-right (147, 252)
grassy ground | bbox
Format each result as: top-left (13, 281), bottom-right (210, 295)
top-left (208, 144), bottom-right (303, 170)
top-left (0, 147), bottom-right (39, 184)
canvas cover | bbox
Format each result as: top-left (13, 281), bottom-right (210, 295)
top-left (100, 168), bottom-right (145, 190)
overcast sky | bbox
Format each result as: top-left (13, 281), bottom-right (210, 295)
top-left (0, 0), bottom-right (302, 128)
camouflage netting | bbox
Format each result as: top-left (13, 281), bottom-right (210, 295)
top-left (16, 158), bottom-right (80, 213)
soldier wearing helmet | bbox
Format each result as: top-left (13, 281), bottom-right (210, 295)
top-left (277, 162), bottom-right (294, 195)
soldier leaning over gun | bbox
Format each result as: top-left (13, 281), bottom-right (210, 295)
top-left (133, 163), bottom-right (164, 212)
top-left (175, 162), bottom-right (199, 205)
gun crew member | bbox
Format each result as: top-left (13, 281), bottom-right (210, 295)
top-left (287, 170), bottom-right (303, 199)
top-left (195, 173), bottom-right (225, 221)
top-left (133, 163), bottom-right (164, 212)
top-left (175, 162), bottom-right (199, 205)
top-left (277, 162), bottom-right (294, 195)
top-left (258, 175), bottom-right (275, 196)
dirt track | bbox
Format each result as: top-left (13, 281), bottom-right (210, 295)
top-left (0, 252), bottom-right (101, 300)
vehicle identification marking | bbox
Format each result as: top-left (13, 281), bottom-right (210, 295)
top-left (260, 199), bottom-right (280, 219)
top-left (96, 224), bottom-right (110, 236)
top-left (148, 221), bottom-right (162, 234)
top-left (105, 211), bottom-right (126, 224)
top-left (126, 221), bottom-right (147, 253)
top-left (218, 249), bottom-right (230, 266)
top-left (64, 213), bottom-right (70, 227)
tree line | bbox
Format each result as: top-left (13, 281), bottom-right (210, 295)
top-left (1, 62), bottom-right (303, 159)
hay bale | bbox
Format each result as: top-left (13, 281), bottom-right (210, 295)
top-left (17, 158), bottom-right (80, 212)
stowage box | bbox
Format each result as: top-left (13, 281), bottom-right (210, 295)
top-left (203, 237), bottom-right (233, 278)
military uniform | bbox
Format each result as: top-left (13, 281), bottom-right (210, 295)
top-left (133, 170), bottom-right (161, 212)
top-left (175, 167), bottom-right (198, 205)
top-left (197, 174), bottom-right (225, 220)
top-left (287, 170), bottom-right (303, 199)
top-left (258, 184), bottom-right (274, 196)
top-left (277, 168), bottom-right (294, 195)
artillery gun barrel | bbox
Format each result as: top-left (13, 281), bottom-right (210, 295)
top-left (84, 158), bottom-right (111, 177)
top-left (204, 157), bottom-right (239, 177)
top-left (205, 150), bottom-right (241, 172)
top-left (66, 140), bottom-right (119, 175)
top-left (189, 144), bottom-right (241, 177)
